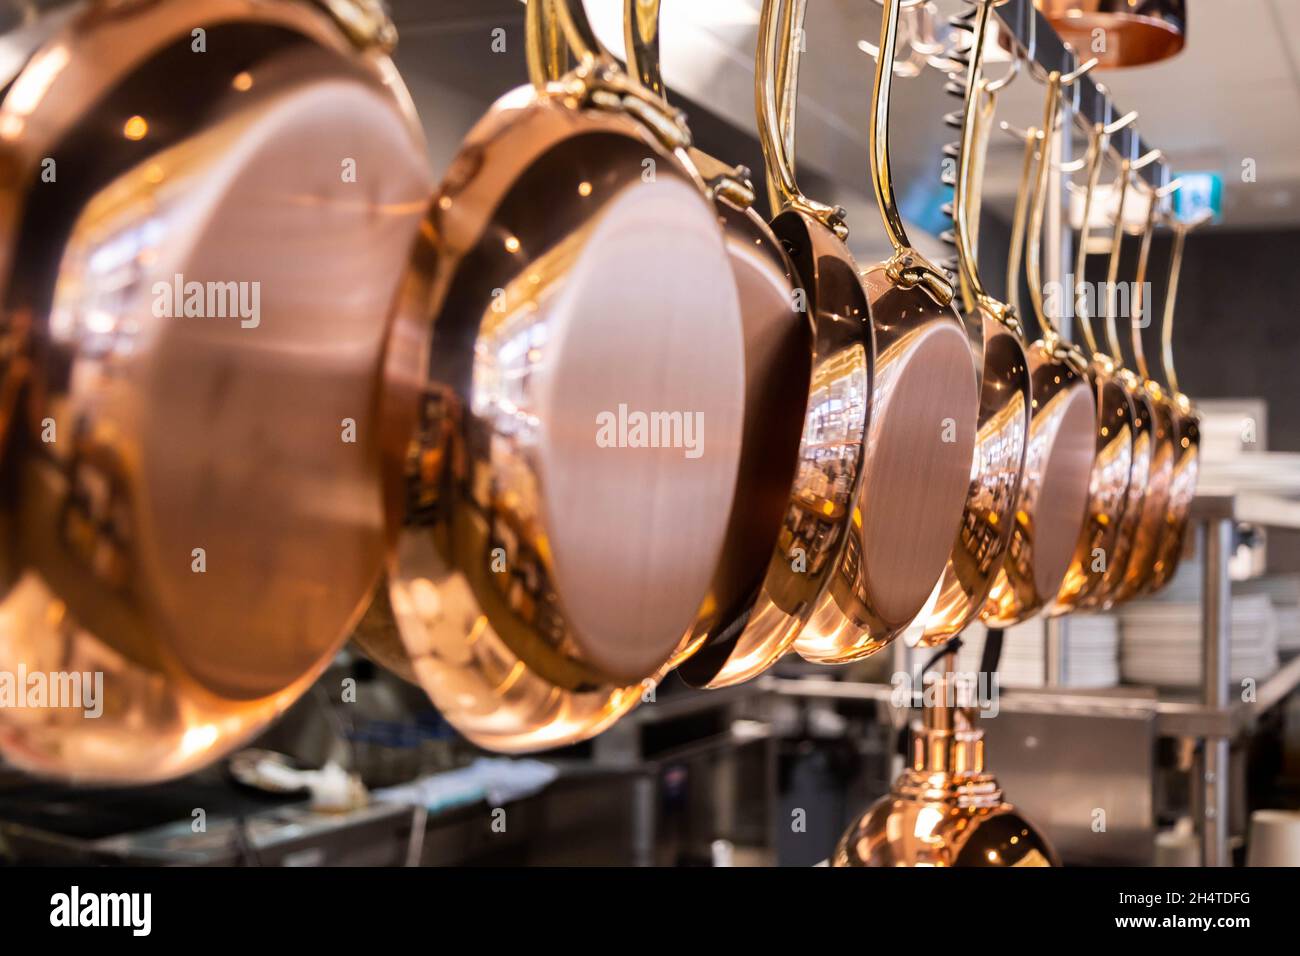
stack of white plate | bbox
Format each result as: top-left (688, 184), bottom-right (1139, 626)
top-left (1235, 575), bottom-right (1300, 653)
top-left (1118, 594), bottom-right (1279, 688)
top-left (958, 615), bottom-right (1119, 689)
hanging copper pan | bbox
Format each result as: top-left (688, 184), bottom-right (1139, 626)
top-left (1146, 206), bottom-right (1203, 593)
top-left (1047, 101), bottom-right (1137, 616)
top-left (793, 0), bottom-right (978, 664)
top-left (915, 0), bottom-right (1030, 647)
top-left (981, 65), bottom-right (1095, 628)
top-left (621, 0), bottom-right (813, 689)
top-left (1079, 134), bottom-right (1164, 610)
top-left (1107, 173), bottom-right (1181, 604)
top-left (366, 0), bottom-right (747, 752)
top-left (0, 0), bottom-right (430, 782)
top-left (1034, 1), bottom-right (1186, 70)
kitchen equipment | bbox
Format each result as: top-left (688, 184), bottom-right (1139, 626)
top-left (623, 0), bottom-right (813, 689)
top-left (833, 647), bottom-right (1058, 866)
top-left (981, 64), bottom-right (1095, 628)
top-left (1146, 207), bottom-right (1204, 592)
top-left (1247, 809), bottom-right (1300, 867)
top-left (1111, 175), bottom-right (1181, 603)
top-left (793, 0), bottom-right (978, 664)
top-left (1048, 98), bottom-right (1137, 615)
top-left (0, 0), bottom-right (430, 782)
top-left (1081, 133), bottom-right (1164, 609)
top-left (370, 0), bottom-right (746, 751)
top-left (916, 0), bottom-right (1030, 646)
top-left (1035, 1), bottom-right (1186, 70)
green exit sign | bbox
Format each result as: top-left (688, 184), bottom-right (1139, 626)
top-left (1174, 172), bottom-right (1223, 223)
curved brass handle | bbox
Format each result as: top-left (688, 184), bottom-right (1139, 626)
top-left (871, 0), bottom-right (951, 304)
top-left (756, 0), bottom-right (847, 236)
top-left (526, 0), bottom-right (568, 89)
top-left (1072, 125), bottom-right (1106, 355)
top-left (1025, 71), bottom-right (1063, 342)
top-left (1101, 158), bottom-right (1131, 360)
top-left (953, 0), bottom-right (1015, 327)
top-left (1131, 178), bottom-right (1179, 382)
top-left (1004, 124), bottom-right (1039, 323)
top-left (625, 0), bottom-right (664, 98)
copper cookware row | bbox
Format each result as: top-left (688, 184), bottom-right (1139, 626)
top-left (0, 0), bottom-right (1202, 780)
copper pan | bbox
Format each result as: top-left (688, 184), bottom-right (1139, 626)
top-left (980, 66), bottom-right (1095, 628)
top-left (1108, 174), bottom-right (1182, 604)
top-left (1046, 99), bottom-right (1137, 616)
top-left (914, 0), bottom-right (1030, 647)
top-left (1078, 136), bottom-right (1164, 609)
top-left (622, 0), bottom-right (812, 689)
top-left (364, 0), bottom-right (747, 752)
top-left (1035, 1), bottom-right (1186, 70)
top-left (1145, 207), bottom-right (1203, 593)
top-left (0, 0), bottom-right (431, 782)
top-left (793, 0), bottom-right (979, 664)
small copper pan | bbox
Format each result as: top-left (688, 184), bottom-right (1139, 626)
top-left (794, 0), bottom-right (979, 664)
top-left (369, 0), bottom-right (747, 751)
top-left (1047, 102), bottom-right (1138, 615)
top-left (1146, 208), bottom-right (1204, 593)
top-left (981, 67), bottom-right (1096, 628)
top-left (915, 0), bottom-right (1030, 647)
top-left (1108, 174), bottom-right (1182, 604)
top-left (622, 0), bottom-right (813, 689)
top-left (1035, 1), bottom-right (1186, 70)
top-left (0, 0), bottom-right (430, 782)
top-left (1079, 135), bottom-right (1164, 609)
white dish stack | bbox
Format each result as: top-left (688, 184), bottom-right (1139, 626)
top-left (1118, 594), bottom-right (1279, 688)
top-left (958, 615), bottom-right (1120, 689)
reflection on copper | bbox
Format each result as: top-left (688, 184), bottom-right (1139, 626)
top-left (0, 0), bottom-right (431, 782)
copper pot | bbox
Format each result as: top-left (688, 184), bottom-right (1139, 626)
top-left (366, 0), bottom-right (747, 752)
top-left (1035, 1), bottom-right (1185, 70)
top-left (793, 0), bottom-right (978, 664)
top-left (622, 0), bottom-right (813, 690)
top-left (981, 66), bottom-right (1095, 628)
top-left (0, 0), bottom-right (430, 782)
top-left (915, 0), bottom-right (1030, 647)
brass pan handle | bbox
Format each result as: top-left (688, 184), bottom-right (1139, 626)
top-left (870, 0), bottom-right (952, 305)
top-left (1161, 206), bottom-right (1210, 396)
top-left (1103, 147), bottom-right (1161, 361)
top-left (527, 0), bottom-right (568, 88)
top-left (756, 0), bottom-right (847, 237)
top-left (625, 0), bottom-right (663, 98)
top-left (953, 0), bottom-right (1014, 326)
top-left (1004, 123), bottom-right (1039, 322)
top-left (1131, 177), bottom-right (1180, 382)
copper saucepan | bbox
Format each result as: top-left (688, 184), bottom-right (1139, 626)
top-left (1034, 1), bottom-right (1186, 70)
top-left (0, 0), bottom-right (430, 782)
top-left (915, 0), bottom-right (1030, 646)
top-left (981, 66), bottom-right (1095, 628)
top-left (367, 0), bottom-right (747, 751)
top-left (794, 0), bottom-right (979, 664)
top-left (1146, 207), bottom-right (1203, 593)
top-left (1047, 98), bottom-right (1138, 616)
top-left (622, 0), bottom-right (813, 689)
top-left (1079, 132), bottom-right (1164, 609)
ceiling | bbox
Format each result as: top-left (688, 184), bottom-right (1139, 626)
top-left (386, 0), bottom-right (1300, 242)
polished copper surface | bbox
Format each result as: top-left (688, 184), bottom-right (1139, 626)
top-left (794, 0), bottom-right (977, 664)
top-left (625, 0), bottom-right (813, 690)
top-left (981, 72), bottom-right (1095, 628)
top-left (1035, 1), bottom-right (1186, 70)
top-left (0, 0), bottom-right (430, 782)
top-left (371, 0), bottom-right (746, 751)
top-left (833, 656), bottom-right (1058, 867)
top-left (917, 2), bottom-right (1029, 646)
